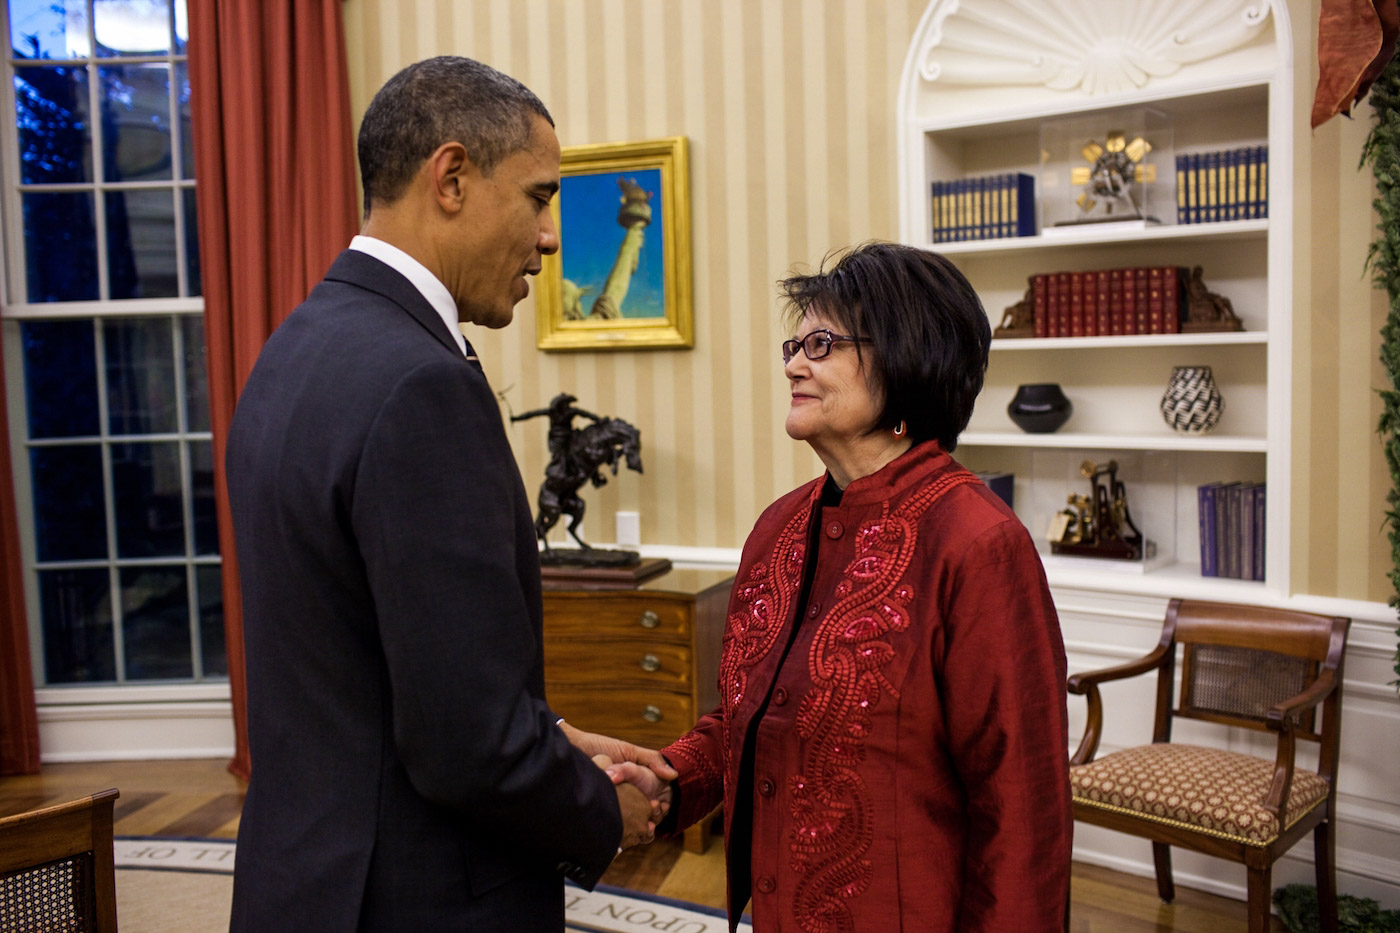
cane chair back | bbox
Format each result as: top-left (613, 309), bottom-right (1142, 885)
top-left (0, 788), bottom-right (120, 933)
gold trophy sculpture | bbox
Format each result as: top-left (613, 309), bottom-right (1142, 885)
top-left (1049, 459), bottom-right (1144, 560)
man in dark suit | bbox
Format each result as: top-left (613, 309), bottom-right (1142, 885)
top-left (225, 57), bottom-right (666, 932)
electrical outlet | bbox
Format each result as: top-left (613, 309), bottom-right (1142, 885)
top-left (615, 511), bottom-right (641, 547)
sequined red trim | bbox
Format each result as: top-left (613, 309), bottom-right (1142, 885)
top-left (787, 470), bottom-right (978, 932)
top-left (665, 731), bottom-right (724, 800)
top-left (718, 487), bottom-right (818, 776)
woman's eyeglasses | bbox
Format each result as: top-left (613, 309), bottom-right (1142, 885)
top-left (781, 329), bottom-right (872, 363)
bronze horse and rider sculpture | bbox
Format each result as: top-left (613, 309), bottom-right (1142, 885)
top-left (509, 393), bottom-right (643, 565)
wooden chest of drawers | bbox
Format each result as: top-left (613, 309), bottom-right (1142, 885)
top-left (541, 569), bottom-right (734, 751)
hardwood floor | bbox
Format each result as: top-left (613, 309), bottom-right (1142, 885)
top-left (0, 758), bottom-right (1286, 930)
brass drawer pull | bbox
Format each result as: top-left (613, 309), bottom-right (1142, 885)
top-left (639, 610), bottom-right (660, 629)
top-left (640, 654), bottom-right (661, 673)
top-left (642, 705), bottom-right (663, 723)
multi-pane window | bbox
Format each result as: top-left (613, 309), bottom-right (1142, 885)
top-left (1, 0), bottom-right (222, 685)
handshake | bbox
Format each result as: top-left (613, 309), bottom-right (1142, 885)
top-left (560, 721), bottom-right (677, 852)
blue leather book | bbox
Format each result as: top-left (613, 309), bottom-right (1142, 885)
top-left (1253, 483), bottom-right (1267, 580)
top-left (1258, 145), bottom-right (1269, 219)
top-left (1239, 483), bottom-right (1258, 579)
top-left (1198, 482), bottom-right (1222, 577)
top-left (1013, 172), bottom-right (1035, 237)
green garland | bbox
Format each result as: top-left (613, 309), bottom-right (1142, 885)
top-left (1361, 55), bottom-right (1400, 691)
top-left (1275, 883), bottom-right (1400, 932)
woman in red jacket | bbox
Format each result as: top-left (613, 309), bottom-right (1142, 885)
top-left (616, 241), bottom-right (1072, 932)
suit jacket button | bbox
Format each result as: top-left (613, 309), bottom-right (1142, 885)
top-left (772, 687), bottom-right (788, 706)
top-left (756, 876), bottom-right (775, 894)
top-left (825, 521), bottom-right (843, 539)
top-left (758, 778), bottom-right (775, 798)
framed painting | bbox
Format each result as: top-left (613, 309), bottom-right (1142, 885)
top-left (536, 136), bottom-right (692, 350)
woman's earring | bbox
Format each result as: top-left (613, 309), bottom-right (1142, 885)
top-left (893, 420), bottom-right (907, 438)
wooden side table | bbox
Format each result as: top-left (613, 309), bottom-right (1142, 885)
top-left (542, 567), bottom-right (733, 853)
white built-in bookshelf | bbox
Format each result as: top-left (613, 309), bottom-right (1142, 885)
top-left (897, 0), bottom-right (1290, 598)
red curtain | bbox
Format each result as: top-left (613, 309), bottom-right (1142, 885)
top-left (188, 0), bottom-right (359, 779)
top-left (0, 348), bottom-right (39, 776)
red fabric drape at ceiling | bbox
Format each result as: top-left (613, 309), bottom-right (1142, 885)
top-left (188, 0), bottom-right (359, 779)
top-left (1314, 0), bottom-right (1400, 127)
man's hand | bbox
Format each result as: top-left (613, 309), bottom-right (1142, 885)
top-left (605, 760), bottom-right (673, 825)
top-left (562, 722), bottom-right (677, 783)
top-left (615, 779), bottom-right (657, 849)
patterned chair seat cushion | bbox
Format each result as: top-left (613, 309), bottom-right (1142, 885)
top-left (1070, 743), bottom-right (1329, 846)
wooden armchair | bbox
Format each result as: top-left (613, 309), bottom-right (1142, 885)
top-left (0, 788), bottom-right (120, 933)
top-left (1067, 599), bottom-right (1349, 933)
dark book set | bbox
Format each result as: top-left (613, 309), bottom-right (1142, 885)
top-left (1031, 266), bottom-right (1185, 337)
top-left (931, 172), bottom-right (1035, 242)
top-left (1175, 146), bottom-right (1268, 224)
top-left (1197, 481), bottom-right (1265, 580)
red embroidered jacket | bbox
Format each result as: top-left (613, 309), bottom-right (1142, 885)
top-left (663, 442), bottom-right (1072, 932)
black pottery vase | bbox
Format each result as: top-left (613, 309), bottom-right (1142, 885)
top-left (1007, 383), bottom-right (1072, 433)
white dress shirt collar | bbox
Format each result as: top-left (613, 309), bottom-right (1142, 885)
top-left (348, 235), bottom-right (469, 359)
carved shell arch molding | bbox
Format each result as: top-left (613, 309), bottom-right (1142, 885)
top-left (916, 0), bottom-right (1273, 97)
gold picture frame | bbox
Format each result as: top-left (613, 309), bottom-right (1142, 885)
top-left (536, 136), bottom-right (692, 351)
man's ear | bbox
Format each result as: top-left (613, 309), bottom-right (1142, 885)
top-left (427, 141), bottom-right (471, 214)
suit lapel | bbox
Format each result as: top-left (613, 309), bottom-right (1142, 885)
top-left (323, 249), bottom-right (468, 361)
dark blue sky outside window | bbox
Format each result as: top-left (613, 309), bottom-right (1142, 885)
top-left (21, 319), bottom-right (99, 439)
top-left (105, 316), bottom-right (176, 435)
top-left (111, 440), bottom-right (185, 558)
top-left (120, 565), bottom-right (192, 680)
top-left (14, 65), bottom-right (91, 184)
top-left (22, 190), bottom-right (98, 302)
top-left (30, 444), bottom-right (106, 562)
top-left (197, 565), bottom-right (223, 676)
top-left (41, 567), bottom-right (115, 684)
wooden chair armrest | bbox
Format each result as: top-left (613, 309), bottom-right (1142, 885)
top-left (1262, 670), bottom-right (1336, 815)
top-left (1067, 643), bottom-right (1171, 694)
top-left (1265, 669), bottom-right (1336, 729)
top-left (1067, 644), bottom-right (1172, 767)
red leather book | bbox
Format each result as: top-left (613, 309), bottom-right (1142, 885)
top-left (1147, 266), bottom-right (1165, 334)
top-left (1094, 270), bottom-right (1110, 337)
top-left (1161, 266), bottom-right (1182, 334)
top-left (1033, 273), bottom-right (1049, 338)
top-left (1108, 268), bottom-right (1125, 335)
top-left (1069, 272), bottom-right (1085, 337)
top-left (1054, 271), bottom-right (1071, 337)
top-left (1132, 266), bottom-right (1149, 335)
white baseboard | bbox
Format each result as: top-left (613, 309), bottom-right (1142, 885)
top-left (1073, 824), bottom-right (1400, 908)
top-left (37, 699), bottom-right (234, 763)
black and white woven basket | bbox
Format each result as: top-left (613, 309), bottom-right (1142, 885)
top-left (1160, 365), bottom-right (1224, 434)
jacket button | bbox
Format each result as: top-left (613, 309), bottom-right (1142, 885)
top-left (807, 603), bottom-right (821, 619)
top-left (825, 521), bottom-right (843, 539)
top-left (756, 876), bottom-right (775, 894)
top-left (758, 778), bottom-right (775, 797)
top-left (772, 687), bottom-right (788, 706)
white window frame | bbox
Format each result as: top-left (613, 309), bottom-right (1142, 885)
top-left (0, 0), bottom-right (230, 760)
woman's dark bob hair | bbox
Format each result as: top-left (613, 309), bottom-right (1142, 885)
top-left (778, 241), bottom-right (991, 453)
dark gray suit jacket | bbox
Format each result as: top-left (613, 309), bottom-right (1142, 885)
top-left (226, 249), bottom-right (621, 932)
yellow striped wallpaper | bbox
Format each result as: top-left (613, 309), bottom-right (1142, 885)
top-left (342, 0), bottom-right (1392, 604)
